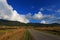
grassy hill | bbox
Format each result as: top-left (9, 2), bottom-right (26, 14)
top-left (0, 19), bottom-right (26, 26)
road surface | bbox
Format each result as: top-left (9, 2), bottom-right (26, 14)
top-left (29, 29), bottom-right (60, 40)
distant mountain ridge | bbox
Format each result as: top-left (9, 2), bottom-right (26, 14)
top-left (0, 19), bottom-right (26, 26)
top-left (0, 19), bottom-right (60, 26)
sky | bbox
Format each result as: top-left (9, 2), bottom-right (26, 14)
top-left (0, 0), bottom-right (60, 24)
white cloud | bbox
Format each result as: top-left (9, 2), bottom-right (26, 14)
top-left (49, 18), bottom-right (60, 24)
top-left (26, 11), bottom-right (54, 20)
top-left (33, 12), bottom-right (55, 20)
top-left (26, 12), bottom-right (43, 20)
top-left (40, 20), bottom-right (46, 24)
top-left (25, 11), bottom-right (55, 24)
top-left (33, 12), bottom-right (43, 20)
top-left (0, 0), bottom-right (29, 23)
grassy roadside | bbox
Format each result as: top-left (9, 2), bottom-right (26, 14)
top-left (23, 29), bottom-right (33, 40)
top-left (0, 28), bottom-right (25, 40)
top-left (0, 29), bottom-right (16, 36)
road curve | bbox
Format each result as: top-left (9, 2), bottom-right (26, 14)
top-left (28, 29), bottom-right (60, 40)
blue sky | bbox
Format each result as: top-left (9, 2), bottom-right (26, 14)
top-left (0, 0), bottom-right (60, 23)
top-left (7, 0), bottom-right (60, 14)
top-left (7, 0), bottom-right (60, 23)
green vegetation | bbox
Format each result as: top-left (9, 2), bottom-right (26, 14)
top-left (23, 29), bottom-right (33, 40)
top-left (0, 28), bottom-right (16, 36)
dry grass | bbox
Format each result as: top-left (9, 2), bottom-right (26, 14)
top-left (0, 26), bottom-right (25, 40)
top-left (34, 27), bottom-right (60, 36)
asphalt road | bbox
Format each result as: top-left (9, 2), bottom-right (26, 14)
top-left (28, 29), bottom-right (60, 40)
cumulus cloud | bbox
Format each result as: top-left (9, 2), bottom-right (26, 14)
top-left (0, 0), bottom-right (29, 23)
top-left (26, 11), bottom-right (55, 24)
top-left (40, 20), bottom-right (46, 24)
top-left (26, 12), bottom-right (54, 20)
top-left (33, 12), bottom-right (43, 20)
